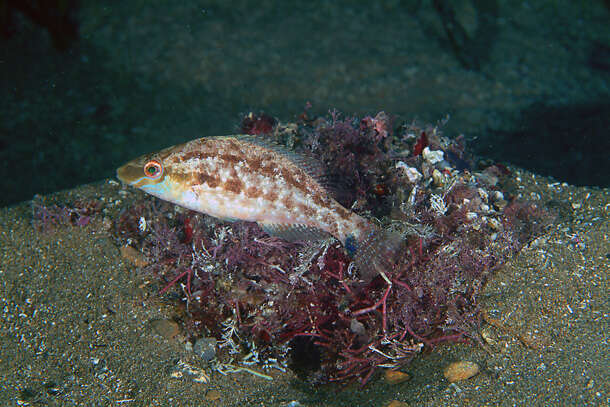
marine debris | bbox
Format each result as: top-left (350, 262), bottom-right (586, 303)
top-left (113, 110), bottom-right (550, 385)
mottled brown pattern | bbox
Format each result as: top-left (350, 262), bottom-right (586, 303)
top-left (197, 172), bottom-right (220, 188)
top-left (246, 157), bottom-right (262, 172)
top-left (328, 223), bottom-right (339, 237)
top-left (356, 218), bottom-right (370, 232)
top-left (303, 206), bottom-right (316, 218)
top-left (224, 178), bottom-right (244, 194)
top-left (296, 204), bottom-right (315, 218)
top-left (322, 212), bottom-right (334, 227)
top-left (218, 153), bottom-right (242, 166)
top-left (167, 154), bottom-right (183, 165)
top-left (181, 150), bottom-right (209, 162)
top-left (246, 186), bottom-right (262, 198)
top-left (176, 140), bottom-right (323, 204)
top-left (282, 195), bottom-right (295, 211)
top-left (226, 138), bottom-right (240, 152)
top-left (259, 163), bottom-right (277, 178)
top-left (122, 135), bottom-right (369, 248)
top-left (312, 193), bottom-right (325, 208)
top-left (259, 151), bottom-right (275, 162)
top-left (170, 170), bottom-right (191, 186)
top-left (335, 205), bottom-right (351, 220)
top-left (266, 189), bottom-right (278, 202)
top-left (279, 168), bottom-right (298, 189)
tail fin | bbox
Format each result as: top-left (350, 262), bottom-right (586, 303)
top-left (353, 227), bottom-right (403, 283)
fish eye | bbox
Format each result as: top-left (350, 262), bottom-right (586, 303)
top-left (144, 160), bottom-right (163, 179)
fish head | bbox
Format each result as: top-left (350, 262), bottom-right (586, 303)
top-left (116, 144), bottom-right (187, 203)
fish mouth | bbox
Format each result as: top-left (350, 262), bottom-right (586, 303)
top-left (116, 162), bottom-right (140, 185)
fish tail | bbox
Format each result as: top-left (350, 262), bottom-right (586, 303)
top-left (352, 226), bottom-right (403, 282)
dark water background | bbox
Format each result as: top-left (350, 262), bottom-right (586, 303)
top-left (1, 0), bottom-right (609, 207)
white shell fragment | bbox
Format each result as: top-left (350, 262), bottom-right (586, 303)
top-left (422, 147), bottom-right (444, 164)
top-left (396, 161), bottom-right (423, 183)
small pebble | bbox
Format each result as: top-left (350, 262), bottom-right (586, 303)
top-left (149, 318), bottom-right (180, 341)
top-left (493, 199), bottom-right (508, 211)
top-left (350, 318), bottom-right (366, 335)
top-left (488, 218), bottom-right (502, 231)
top-left (120, 245), bottom-right (149, 267)
top-left (193, 337), bottom-right (218, 362)
top-left (481, 328), bottom-right (497, 345)
top-left (443, 361), bottom-right (480, 382)
top-left (206, 389), bottom-right (221, 401)
top-left (385, 401), bottom-right (409, 407)
top-left (384, 369), bottom-right (410, 385)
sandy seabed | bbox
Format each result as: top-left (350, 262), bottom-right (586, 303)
top-left (0, 169), bottom-right (607, 407)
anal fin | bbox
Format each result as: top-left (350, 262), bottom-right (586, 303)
top-left (258, 222), bottom-right (329, 242)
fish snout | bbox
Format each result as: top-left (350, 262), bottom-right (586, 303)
top-left (116, 162), bottom-right (141, 185)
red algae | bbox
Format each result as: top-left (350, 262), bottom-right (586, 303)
top-left (240, 112), bottom-right (277, 135)
top-left (31, 195), bottom-right (102, 232)
top-left (113, 110), bottom-right (551, 385)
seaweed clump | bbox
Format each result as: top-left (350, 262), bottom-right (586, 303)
top-left (31, 195), bottom-right (102, 232)
top-left (113, 110), bottom-right (550, 385)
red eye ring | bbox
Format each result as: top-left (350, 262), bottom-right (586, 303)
top-left (144, 160), bottom-right (163, 179)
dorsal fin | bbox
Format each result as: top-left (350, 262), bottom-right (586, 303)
top-left (222, 134), bottom-right (333, 192)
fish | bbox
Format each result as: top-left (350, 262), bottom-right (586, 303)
top-left (116, 135), bottom-right (400, 280)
